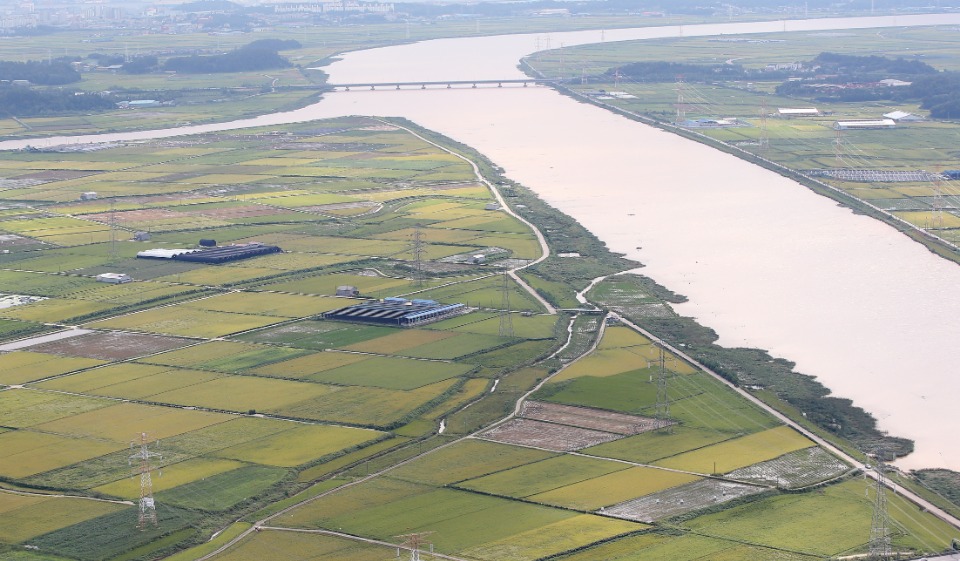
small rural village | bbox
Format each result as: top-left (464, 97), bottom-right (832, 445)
top-left (1, 1), bottom-right (960, 561)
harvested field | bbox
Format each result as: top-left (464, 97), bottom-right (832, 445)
top-left (479, 418), bottom-right (625, 452)
top-left (605, 479), bottom-right (767, 523)
top-left (26, 331), bottom-right (191, 360)
top-left (522, 401), bottom-right (660, 435)
top-left (388, 439), bottom-right (555, 486)
top-left (726, 447), bottom-right (850, 489)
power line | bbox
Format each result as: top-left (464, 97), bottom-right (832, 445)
top-left (654, 345), bottom-right (671, 432)
top-left (129, 432), bottom-right (161, 531)
top-left (498, 270), bottom-right (514, 338)
top-left (868, 450), bottom-right (892, 560)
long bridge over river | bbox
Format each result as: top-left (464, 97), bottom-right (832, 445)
top-left (325, 78), bottom-right (556, 91)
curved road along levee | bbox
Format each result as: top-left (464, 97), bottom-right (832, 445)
top-left (1, 15), bottom-right (959, 473)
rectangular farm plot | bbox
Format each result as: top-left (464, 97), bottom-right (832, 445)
top-left (33, 402), bottom-right (231, 444)
top-left (726, 447), bottom-right (850, 489)
top-left (388, 439), bottom-right (556, 486)
top-left (447, 312), bottom-right (558, 339)
top-left (530, 467), bottom-right (701, 511)
top-left (160, 417), bottom-right (296, 457)
top-left (203, 530), bottom-right (399, 561)
top-left (680, 478), bottom-right (873, 557)
top-left (401, 332), bottom-right (505, 360)
top-left (182, 292), bottom-right (345, 318)
top-left (259, 272), bottom-right (411, 296)
top-left (0, 298), bottom-right (112, 323)
top-left (553, 347), bottom-right (665, 382)
top-left (523, 401), bottom-right (660, 435)
top-left (0, 352), bottom-right (105, 385)
top-left (342, 328), bottom-right (455, 354)
top-left (461, 514), bottom-right (642, 561)
top-left (0, 389), bottom-right (110, 428)
top-left (277, 380), bottom-right (457, 427)
top-left (155, 464), bottom-right (288, 511)
top-left (458, 454), bottom-right (627, 498)
top-left (251, 351), bottom-right (370, 378)
top-left (153, 266), bottom-right (282, 287)
top-left (93, 457), bottom-right (245, 500)
top-left (605, 479), bottom-right (767, 524)
top-left (87, 307), bottom-right (282, 338)
top-left (214, 424), bottom-right (385, 467)
top-left (144, 340), bottom-right (308, 372)
top-left (146, 375), bottom-right (335, 414)
top-left (584, 426), bottom-right (734, 465)
top-left (480, 419), bottom-right (625, 452)
top-left (236, 320), bottom-right (396, 350)
top-left (35, 363), bottom-right (175, 394)
top-left (81, 368), bottom-right (225, 400)
top-left (24, 330), bottom-right (192, 361)
top-left (668, 372), bottom-right (781, 434)
top-left (306, 355), bottom-right (473, 390)
top-left (654, 426), bottom-right (814, 475)
top-left (0, 430), bottom-right (124, 479)
top-left (0, 493), bottom-right (126, 544)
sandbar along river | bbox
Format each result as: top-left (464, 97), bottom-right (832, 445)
top-left (2, 14), bottom-right (960, 470)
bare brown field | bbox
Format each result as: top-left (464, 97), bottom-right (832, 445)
top-left (522, 401), bottom-right (660, 435)
top-left (27, 331), bottom-right (192, 360)
top-left (479, 418), bottom-right (624, 452)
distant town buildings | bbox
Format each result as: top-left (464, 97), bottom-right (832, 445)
top-left (273, 2), bottom-right (394, 15)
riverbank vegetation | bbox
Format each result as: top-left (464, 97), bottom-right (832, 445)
top-left (1, 117), bottom-right (956, 561)
top-left (526, 26), bottom-right (960, 256)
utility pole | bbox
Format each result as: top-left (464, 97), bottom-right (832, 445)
top-left (498, 270), bottom-right (513, 338)
top-left (868, 450), bottom-right (891, 559)
top-left (654, 346), bottom-right (671, 432)
top-left (931, 167), bottom-right (945, 230)
top-left (412, 223), bottom-right (424, 287)
top-left (396, 532), bottom-right (433, 561)
top-left (758, 99), bottom-right (769, 153)
top-left (129, 432), bottom-right (161, 530)
top-left (675, 75), bottom-right (686, 124)
top-left (834, 127), bottom-right (844, 166)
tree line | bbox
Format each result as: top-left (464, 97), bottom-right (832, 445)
top-left (161, 39), bottom-right (300, 74)
top-left (0, 60), bottom-right (80, 85)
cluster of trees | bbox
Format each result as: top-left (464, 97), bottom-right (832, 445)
top-left (0, 60), bottom-right (80, 85)
top-left (606, 61), bottom-right (751, 83)
top-left (162, 39), bottom-right (300, 74)
top-left (811, 51), bottom-right (937, 77)
top-left (772, 52), bottom-right (960, 115)
top-left (907, 73), bottom-right (960, 119)
top-left (0, 88), bottom-right (114, 117)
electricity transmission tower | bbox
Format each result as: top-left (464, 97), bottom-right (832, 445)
top-left (411, 224), bottom-right (425, 287)
top-left (130, 432), bottom-right (161, 530)
top-left (396, 531), bottom-right (433, 561)
top-left (675, 75), bottom-right (686, 124)
top-left (931, 168), bottom-right (945, 230)
top-left (498, 270), bottom-right (514, 338)
top-left (654, 346), bottom-right (671, 432)
top-left (758, 99), bottom-right (769, 152)
top-left (868, 451), bottom-right (891, 559)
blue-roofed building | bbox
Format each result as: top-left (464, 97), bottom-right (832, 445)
top-left (322, 298), bottom-right (466, 327)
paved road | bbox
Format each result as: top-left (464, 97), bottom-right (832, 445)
top-left (611, 312), bottom-right (960, 532)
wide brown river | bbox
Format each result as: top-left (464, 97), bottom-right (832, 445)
top-left (3, 14), bottom-right (959, 470)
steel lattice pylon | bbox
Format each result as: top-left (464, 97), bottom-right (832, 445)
top-left (129, 432), bottom-right (161, 530)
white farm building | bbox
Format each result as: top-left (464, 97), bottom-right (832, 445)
top-left (833, 119), bottom-right (896, 130)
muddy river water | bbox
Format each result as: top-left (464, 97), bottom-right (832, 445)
top-left (2, 14), bottom-right (959, 470)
